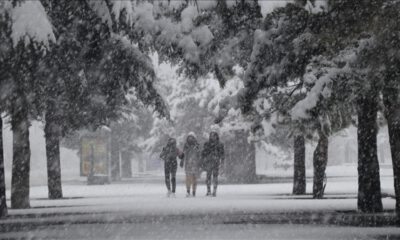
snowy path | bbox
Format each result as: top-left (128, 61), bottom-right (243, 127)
top-left (0, 176), bottom-right (399, 239)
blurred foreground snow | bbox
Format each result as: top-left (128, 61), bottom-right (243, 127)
top-left (0, 176), bottom-right (398, 239)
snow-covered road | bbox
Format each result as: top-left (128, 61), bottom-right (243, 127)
top-left (0, 176), bottom-right (399, 239)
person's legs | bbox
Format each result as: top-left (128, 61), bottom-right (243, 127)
top-left (171, 161), bottom-right (177, 193)
top-left (185, 174), bottom-right (191, 195)
top-left (164, 162), bottom-right (171, 194)
top-left (212, 167), bottom-right (219, 196)
top-left (192, 174), bottom-right (197, 196)
top-left (206, 170), bottom-right (212, 195)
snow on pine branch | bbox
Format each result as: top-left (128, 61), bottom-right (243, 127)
top-left (111, 0), bottom-right (134, 24)
top-left (290, 61), bottom-right (338, 120)
top-left (131, 0), bottom-right (292, 73)
top-left (11, 0), bottom-right (55, 48)
top-left (87, 0), bottom-right (135, 29)
top-left (64, 0), bottom-right (294, 71)
top-left (155, 0), bottom-right (216, 12)
top-left (0, 1), bottom-right (12, 15)
top-left (290, 37), bottom-right (375, 120)
top-left (87, 0), bottom-right (112, 28)
top-left (154, 0), bottom-right (291, 17)
top-left (97, 34), bottom-right (168, 119)
top-left (131, 2), bottom-right (214, 65)
top-left (111, 33), bottom-right (154, 77)
top-left (303, 0), bottom-right (328, 14)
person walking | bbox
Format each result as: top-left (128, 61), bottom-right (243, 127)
top-left (160, 138), bottom-right (183, 197)
top-left (201, 131), bottom-right (224, 197)
top-left (180, 132), bottom-right (201, 197)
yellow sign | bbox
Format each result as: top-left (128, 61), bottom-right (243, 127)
top-left (80, 137), bottom-right (109, 176)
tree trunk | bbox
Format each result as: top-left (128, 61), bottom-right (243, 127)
top-left (11, 103), bottom-right (31, 209)
top-left (245, 140), bottom-right (257, 183)
top-left (121, 150), bottom-right (132, 178)
top-left (110, 132), bottom-right (120, 181)
top-left (45, 110), bottom-right (63, 199)
top-left (0, 116), bottom-right (7, 217)
top-left (313, 133), bottom-right (328, 199)
top-left (383, 84), bottom-right (400, 216)
top-left (293, 135), bottom-right (306, 195)
top-left (357, 93), bottom-right (383, 213)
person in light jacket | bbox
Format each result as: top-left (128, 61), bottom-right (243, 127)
top-left (180, 132), bottom-right (201, 197)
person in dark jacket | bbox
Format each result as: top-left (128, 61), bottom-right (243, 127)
top-left (160, 138), bottom-right (183, 197)
top-left (201, 131), bottom-right (224, 197)
top-left (180, 132), bottom-right (201, 197)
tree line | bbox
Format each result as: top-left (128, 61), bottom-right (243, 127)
top-left (1, 0), bottom-right (400, 221)
top-left (143, 0), bottom-right (400, 216)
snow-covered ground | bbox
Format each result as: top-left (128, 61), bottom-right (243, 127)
top-left (1, 121), bottom-right (397, 239)
top-left (258, 164), bottom-right (394, 179)
top-left (1, 176), bottom-right (398, 239)
top-left (2, 223), bottom-right (399, 240)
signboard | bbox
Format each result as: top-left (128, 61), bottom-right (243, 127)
top-left (80, 135), bottom-right (110, 177)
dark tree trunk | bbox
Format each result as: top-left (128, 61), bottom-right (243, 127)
top-left (11, 103), bottom-right (31, 209)
top-left (110, 132), bottom-right (120, 181)
top-left (357, 93), bottom-right (383, 213)
top-left (44, 109), bottom-right (63, 199)
top-left (383, 84), bottom-right (400, 216)
top-left (224, 138), bottom-right (235, 182)
top-left (121, 150), bottom-right (132, 178)
top-left (246, 141), bottom-right (257, 183)
top-left (0, 117), bottom-right (7, 217)
top-left (313, 133), bottom-right (328, 199)
top-left (293, 135), bottom-right (306, 195)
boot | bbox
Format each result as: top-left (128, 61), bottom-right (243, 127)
top-left (212, 188), bottom-right (217, 197)
top-left (206, 186), bottom-right (211, 196)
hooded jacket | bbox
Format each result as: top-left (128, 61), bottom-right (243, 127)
top-left (201, 132), bottom-right (224, 170)
top-left (182, 133), bottom-right (201, 174)
top-left (160, 138), bottom-right (183, 163)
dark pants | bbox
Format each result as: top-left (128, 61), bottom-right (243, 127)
top-left (206, 167), bottom-right (219, 192)
top-left (164, 160), bottom-right (177, 193)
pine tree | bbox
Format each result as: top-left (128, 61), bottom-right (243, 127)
top-left (38, 0), bottom-right (168, 194)
top-left (367, 1), bottom-right (400, 215)
top-left (240, 3), bottom-right (324, 195)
